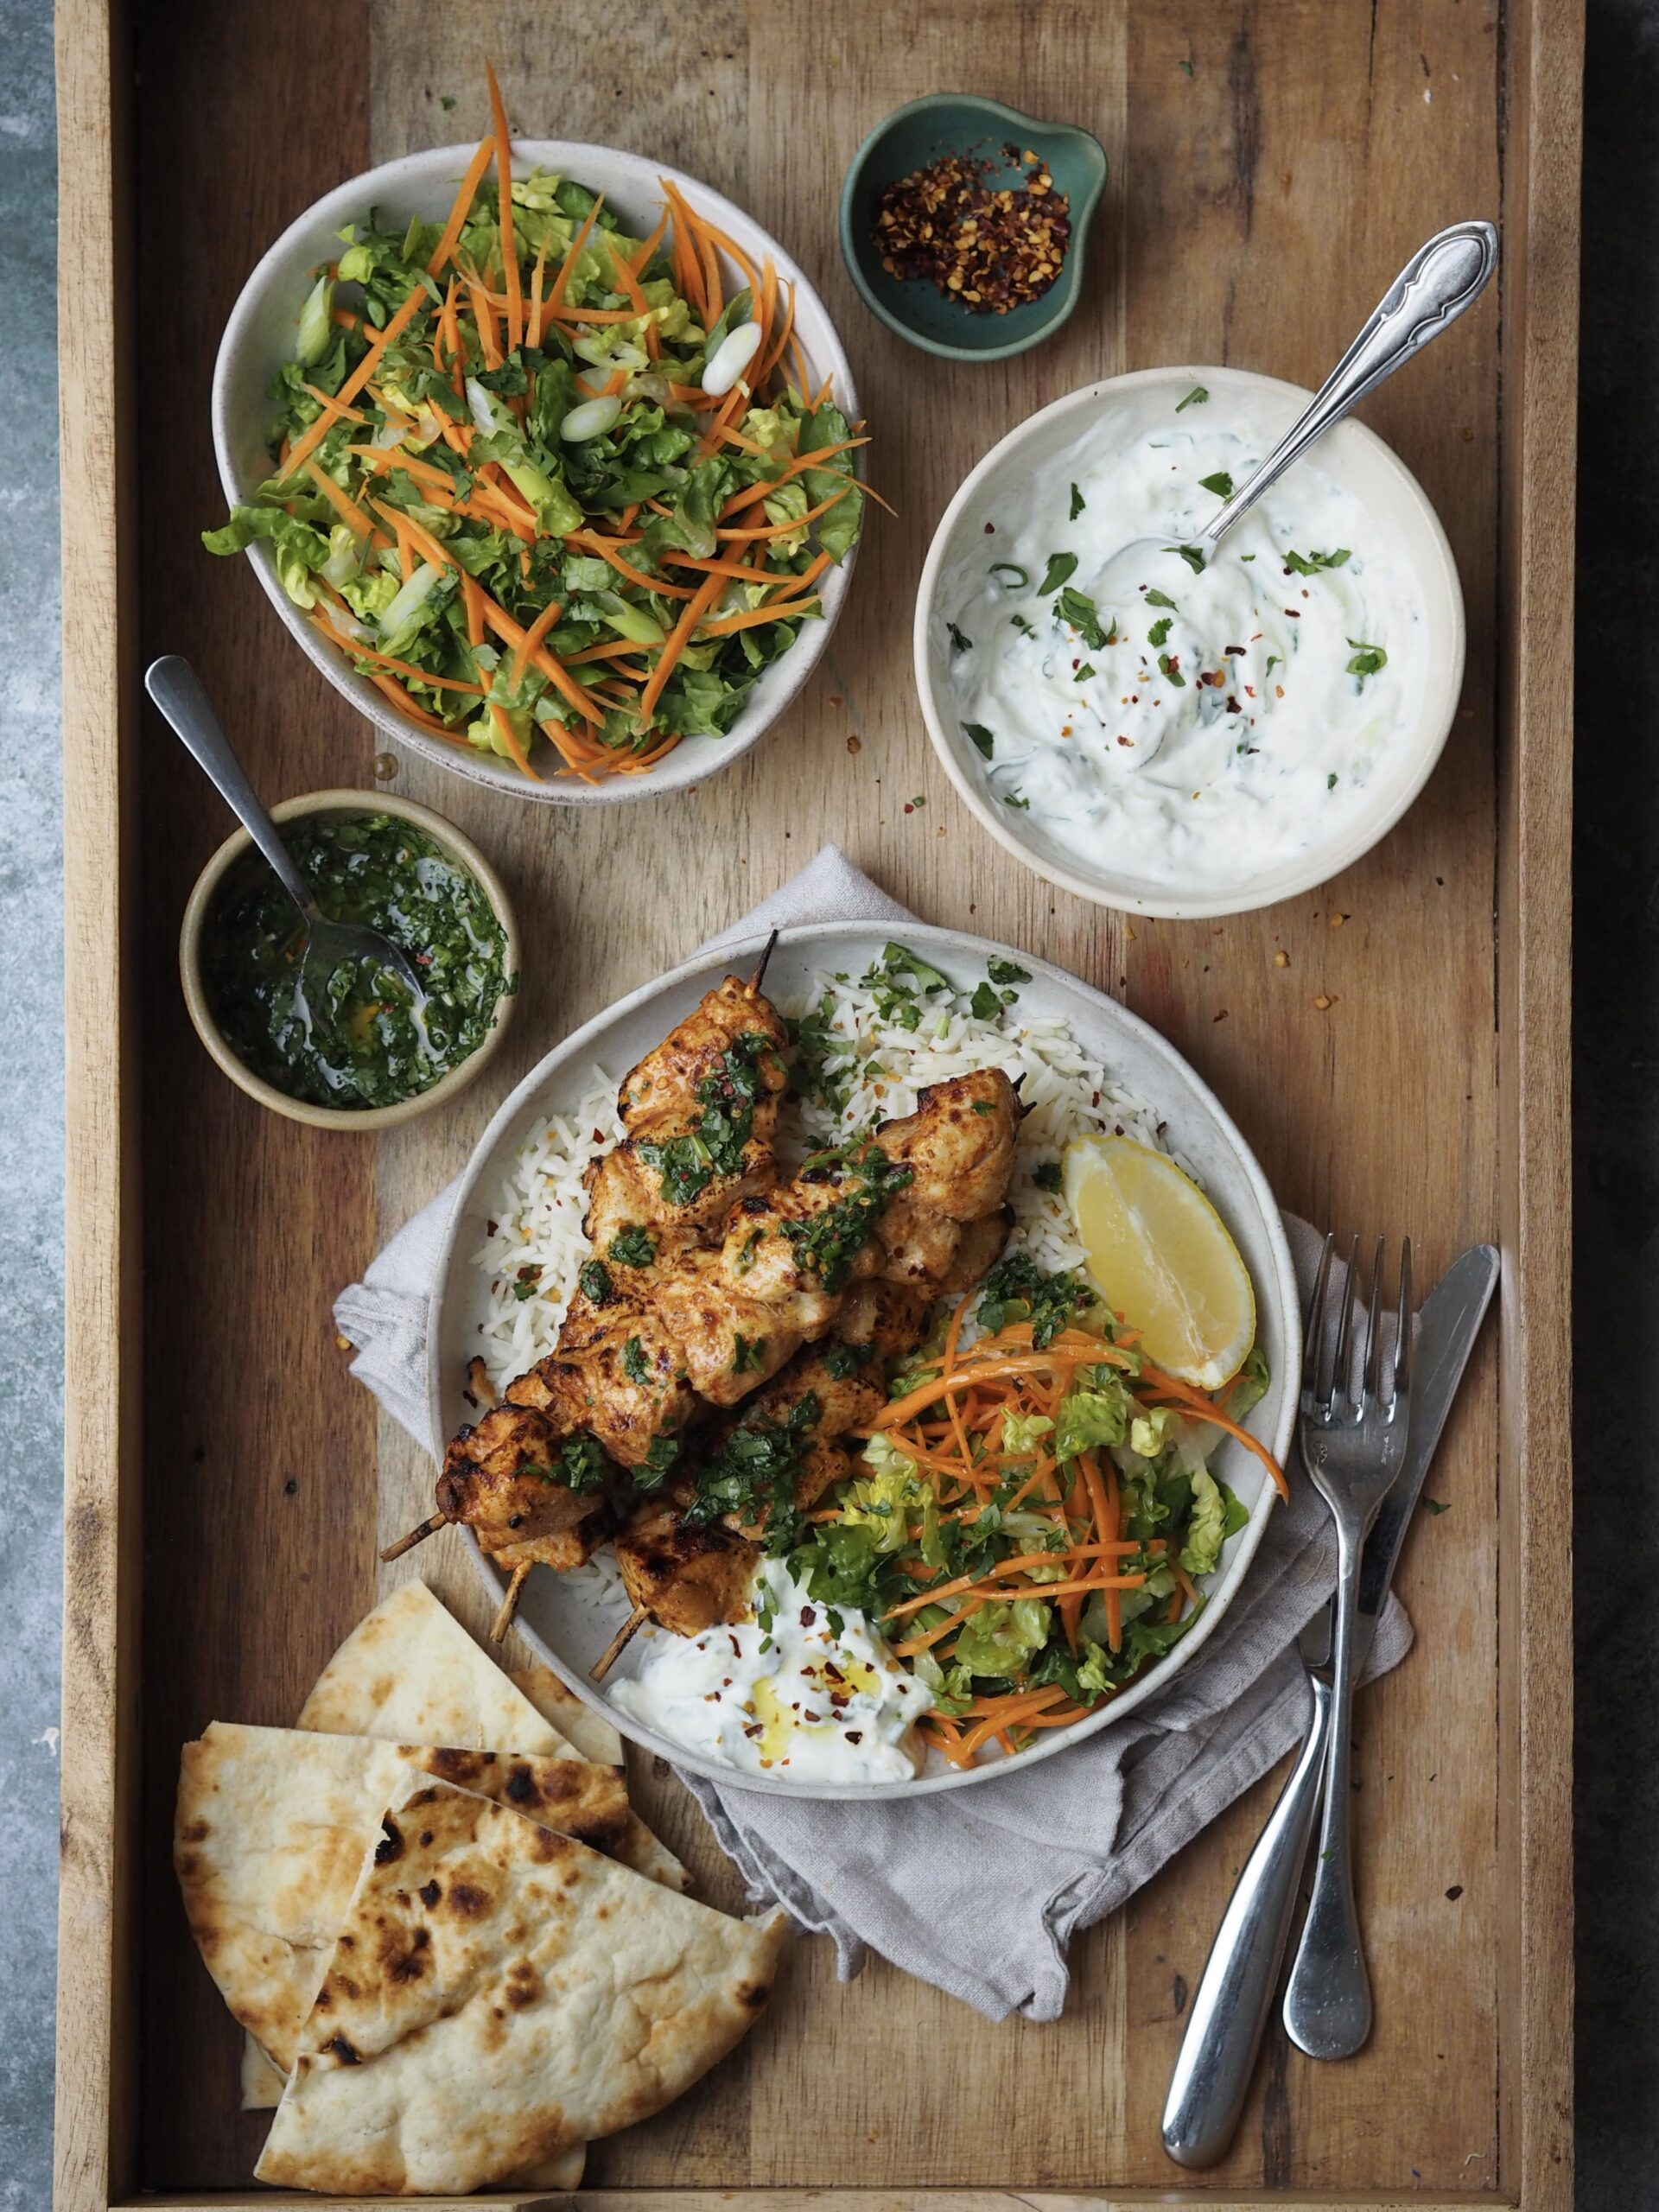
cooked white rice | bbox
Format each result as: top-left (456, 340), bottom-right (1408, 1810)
top-left (468, 951), bottom-right (1185, 1396)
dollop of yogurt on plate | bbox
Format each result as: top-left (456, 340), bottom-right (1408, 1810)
top-left (611, 1557), bottom-right (932, 1783)
top-left (938, 390), bottom-right (1429, 895)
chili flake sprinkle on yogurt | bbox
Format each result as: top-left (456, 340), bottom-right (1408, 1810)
top-left (938, 388), bottom-right (1429, 896)
top-left (612, 1557), bottom-right (933, 1783)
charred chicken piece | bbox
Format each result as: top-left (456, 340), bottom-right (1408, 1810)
top-left (435, 1404), bottom-right (597, 1550)
top-left (614, 1491), bottom-right (761, 1639)
top-left (505, 1291), bottom-right (700, 1471)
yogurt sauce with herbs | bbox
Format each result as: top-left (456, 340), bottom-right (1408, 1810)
top-left (611, 1557), bottom-right (932, 1783)
top-left (941, 389), bottom-right (1427, 893)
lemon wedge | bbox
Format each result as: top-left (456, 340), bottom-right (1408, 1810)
top-left (1062, 1134), bottom-right (1255, 1389)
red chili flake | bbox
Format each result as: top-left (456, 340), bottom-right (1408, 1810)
top-left (872, 148), bottom-right (1071, 315)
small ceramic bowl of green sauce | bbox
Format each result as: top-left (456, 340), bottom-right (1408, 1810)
top-left (181, 791), bottom-right (521, 1130)
top-left (840, 94), bottom-right (1108, 363)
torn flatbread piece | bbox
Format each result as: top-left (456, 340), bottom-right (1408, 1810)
top-left (298, 1580), bottom-right (573, 1754)
top-left (175, 1722), bottom-right (626, 2072)
top-left (510, 1662), bottom-right (689, 1891)
top-left (256, 1776), bottom-right (785, 2195)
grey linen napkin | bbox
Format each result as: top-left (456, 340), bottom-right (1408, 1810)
top-left (335, 845), bottom-right (1411, 2022)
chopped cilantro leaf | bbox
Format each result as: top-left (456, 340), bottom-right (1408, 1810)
top-left (1075, 662), bottom-right (1096, 682)
top-left (1199, 471), bottom-right (1235, 498)
top-left (970, 980), bottom-right (1001, 1020)
top-left (1176, 385), bottom-right (1209, 411)
top-left (987, 956), bottom-right (1030, 985)
top-left (1145, 588), bottom-right (1179, 612)
top-left (1166, 543), bottom-right (1206, 574)
top-left (1054, 586), bottom-right (1116, 650)
top-left (554, 1432), bottom-right (609, 1496)
top-left (1346, 638), bottom-right (1388, 679)
top-left (1147, 615), bottom-right (1173, 648)
top-left (578, 1259), bottom-right (613, 1306)
top-left (947, 620), bottom-right (973, 653)
top-left (607, 1224), bottom-right (656, 1268)
top-left (1034, 1161), bottom-right (1063, 1192)
top-left (1039, 551), bottom-right (1078, 595)
top-left (976, 1255), bottom-right (1097, 1347)
top-left (621, 1335), bottom-right (651, 1386)
top-left (1284, 547), bottom-right (1351, 575)
top-left (1069, 481), bottom-right (1086, 519)
top-left (964, 721), bottom-right (995, 760)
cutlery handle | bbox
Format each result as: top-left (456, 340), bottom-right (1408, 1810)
top-left (1204, 220), bottom-right (1497, 545)
top-left (1161, 1671), bottom-right (1331, 2167)
top-left (143, 655), bottom-right (320, 924)
top-left (1282, 1523), bottom-right (1372, 2056)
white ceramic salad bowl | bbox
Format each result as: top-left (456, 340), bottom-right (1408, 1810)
top-left (427, 921), bottom-right (1301, 1801)
top-left (212, 142), bottom-right (861, 807)
top-left (914, 365), bottom-right (1465, 918)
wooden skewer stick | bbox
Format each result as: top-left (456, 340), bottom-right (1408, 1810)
top-left (750, 927), bottom-right (780, 991)
top-left (490, 1560), bottom-right (531, 1643)
top-left (590, 1605), bottom-right (648, 1682)
top-left (380, 1512), bottom-right (446, 1563)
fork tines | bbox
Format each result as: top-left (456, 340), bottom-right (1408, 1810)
top-left (1301, 1231), bottom-right (1412, 1421)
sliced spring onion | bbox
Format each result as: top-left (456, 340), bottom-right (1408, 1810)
top-left (560, 394), bottom-right (623, 442)
top-left (296, 274), bottom-right (334, 367)
top-left (701, 321), bottom-right (763, 397)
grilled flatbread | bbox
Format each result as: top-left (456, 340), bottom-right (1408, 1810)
top-left (298, 1580), bottom-right (574, 1753)
top-left (175, 1722), bottom-right (626, 2072)
top-left (510, 1661), bottom-right (689, 1892)
top-left (256, 1776), bottom-right (785, 2194)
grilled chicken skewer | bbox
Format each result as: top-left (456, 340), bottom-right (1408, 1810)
top-left (430, 1069), bottom-right (1019, 1637)
top-left (598, 1217), bottom-right (1012, 1673)
top-left (386, 932), bottom-right (1022, 1640)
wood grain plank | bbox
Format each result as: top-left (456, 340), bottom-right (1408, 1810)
top-left (124, 0), bottom-right (375, 2190)
top-left (1115, 2), bottom-right (1505, 2194)
top-left (1495, 0), bottom-right (1582, 2207)
top-left (55, 1), bottom-right (139, 2204)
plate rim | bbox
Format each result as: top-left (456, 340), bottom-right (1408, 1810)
top-left (425, 916), bottom-right (1300, 1799)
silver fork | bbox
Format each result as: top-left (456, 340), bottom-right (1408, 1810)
top-left (1281, 1232), bottom-right (1412, 2060)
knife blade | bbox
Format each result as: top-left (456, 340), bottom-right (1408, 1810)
top-left (1162, 1240), bottom-right (1500, 2170)
top-left (1298, 1242), bottom-right (1500, 1676)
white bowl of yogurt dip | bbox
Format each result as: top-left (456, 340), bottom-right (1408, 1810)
top-left (914, 366), bottom-right (1465, 918)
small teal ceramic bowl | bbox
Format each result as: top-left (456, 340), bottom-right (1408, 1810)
top-left (839, 94), bottom-right (1107, 363)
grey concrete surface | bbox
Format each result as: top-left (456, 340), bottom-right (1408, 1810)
top-left (0, 5), bottom-right (1646, 2208)
top-left (0, 1), bottom-right (62, 2208)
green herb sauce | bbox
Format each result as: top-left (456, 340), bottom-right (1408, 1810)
top-left (204, 814), bottom-right (510, 1110)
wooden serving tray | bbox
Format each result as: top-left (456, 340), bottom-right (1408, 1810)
top-left (54, 1), bottom-right (1580, 2205)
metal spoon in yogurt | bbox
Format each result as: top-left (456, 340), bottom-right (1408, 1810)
top-left (1096, 219), bottom-right (1497, 608)
top-left (144, 654), bottom-right (429, 1014)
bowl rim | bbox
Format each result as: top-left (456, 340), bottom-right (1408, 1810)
top-left (178, 787), bottom-right (521, 1131)
top-left (838, 93), bottom-right (1108, 364)
top-left (912, 364), bottom-right (1468, 918)
top-left (210, 139), bottom-right (861, 807)
top-left (425, 916), bottom-right (1300, 1800)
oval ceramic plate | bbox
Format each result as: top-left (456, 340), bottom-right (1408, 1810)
top-left (428, 922), bottom-right (1300, 1799)
top-left (212, 142), bottom-right (861, 807)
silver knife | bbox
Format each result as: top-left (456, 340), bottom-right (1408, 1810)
top-left (1160, 1243), bottom-right (1499, 2170)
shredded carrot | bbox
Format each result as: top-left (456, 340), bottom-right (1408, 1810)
top-left (427, 133), bottom-right (497, 276)
top-left (483, 62), bottom-right (523, 351)
top-left (1137, 1364), bottom-right (1290, 1499)
top-left (301, 459), bottom-right (374, 538)
top-left (550, 193), bottom-right (606, 309)
top-left (284, 284), bottom-right (429, 474)
top-left (636, 565), bottom-right (726, 727)
top-left (508, 597), bottom-right (565, 689)
top-left (308, 615), bottom-right (484, 695)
